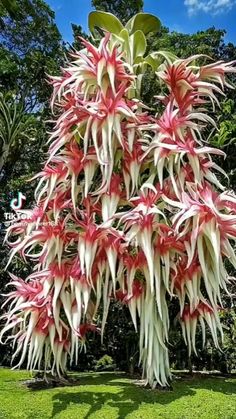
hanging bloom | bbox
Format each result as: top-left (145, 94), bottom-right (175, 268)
top-left (101, 174), bottom-right (123, 222)
top-left (180, 302), bottom-right (223, 355)
top-left (199, 60), bottom-right (236, 88)
top-left (171, 256), bottom-right (202, 314)
top-left (123, 142), bottom-right (144, 198)
top-left (2, 18), bottom-right (236, 389)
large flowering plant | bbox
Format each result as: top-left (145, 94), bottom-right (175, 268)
top-left (1, 11), bottom-right (236, 387)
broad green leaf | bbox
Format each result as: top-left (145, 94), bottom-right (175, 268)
top-left (132, 30), bottom-right (147, 59)
top-left (110, 29), bottom-right (131, 64)
top-left (144, 53), bottom-right (161, 71)
top-left (115, 28), bottom-right (130, 56)
top-left (156, 50), bottom-right (178, 64)
top-left (118, 28), bottom-right (130, 47)
top-left (88, 11), bottom-right (123, 36)
top-left (134, 56), bottom-right (144, 65)
top-left (125, 13), bottom-right (161, 35)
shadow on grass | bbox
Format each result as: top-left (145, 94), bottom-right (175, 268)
top-left (49, 373), bottom-right (236, 419)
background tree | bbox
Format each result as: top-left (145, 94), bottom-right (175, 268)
top-left (92, 0), bottom-right (143, 24)
top-left (0, 0), bottom-right (18, 24)
top-left (0, 0), bottom-right (64, 111)
top-left (0, 0), bottom-right (64, 219)
top-left (0, 0), bottom-right (64, 364)
top-left (71, 23), bottom-right (90, 51)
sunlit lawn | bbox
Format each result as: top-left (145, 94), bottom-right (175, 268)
top-left (0, 367), bottom-right (235, 418)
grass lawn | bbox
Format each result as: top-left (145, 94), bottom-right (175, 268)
top-left (0, 368), bottom-right (235, 419)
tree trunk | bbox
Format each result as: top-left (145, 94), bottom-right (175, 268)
top-left (188, 356), bottom-right (193, 375)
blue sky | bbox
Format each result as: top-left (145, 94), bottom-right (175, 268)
top-left (47, 0), bottom-right (236, 44)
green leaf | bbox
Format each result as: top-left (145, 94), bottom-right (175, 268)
top-left (155, 50), bottom-right (178, 64)
top-left (144, 53), bottom-right (161, 71)
top-left (125, 13), bottom-right (161, 35)
top-left (113, 28), bottom-right (130, 54)
top-left (117, 28), bottom-right (130, 45)
top-left (1, 0), bottom-right (18, 18)
top-left (134, 56), bottom-right (144, 65)
top-left (88, 11), bottom-right (123, 36)
top-left (132, 30), bottom-right (147, 59)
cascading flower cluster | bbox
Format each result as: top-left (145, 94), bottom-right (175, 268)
top-left (1, 11), bottom-right (236, 388)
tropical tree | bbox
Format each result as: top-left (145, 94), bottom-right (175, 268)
top-left (0, 0), bottom-right (63, 110)
top-left (92, 0), bottom-right (143, 24)
top-left (1, 11), bottom-right (236, 388)
top-left (0, 0), bottom-right (18, 18)
top-left (0, 94), bottom-right (36, 173)
top-left (71, 23), bottom-right (90, 51)
top-left (0, 0), bottom-right (64, 363)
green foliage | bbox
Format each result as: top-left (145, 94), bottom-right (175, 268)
top-left (0, 0), bottom-right (64, 110)
top-left (71, 23), bottom-right (90, 50)
top-left (0, 48), bottom-right (18, 89)
top-left (95, 355), bottom-right (115, 371)
top-left (211, 99), bottom-right (236, 148)
top-left (0, 93), bottom-right (36, 172)
top-left (89, 10), bottom-right (160, 38)
top-left (218, 309), bottom-right (236, 373)
top-left (149, 27), bottom-right (227, 60)
top-left (67, 302), bottom-right (139, 374)
top-left (0, 0), bottom-right (18, 19)
top-left (126, 13), bottom-right (160, 35)
top-left (89, 11), bottom-right (123, 36)
top-left (0, 1), bottom-right (63, 364)
top-left (92, 0), bottom-right (143, 25)
top-left (101, 303), bottom-right (139, 373)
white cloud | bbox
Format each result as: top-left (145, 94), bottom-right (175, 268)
top-left (184, 0), bottom-right (236, 15)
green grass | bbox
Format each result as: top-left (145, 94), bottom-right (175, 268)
top-left (0, 368), bottom-right (235, 419)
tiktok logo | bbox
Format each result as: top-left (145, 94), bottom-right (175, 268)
top-left (10, 192), bottom-right (26, 210)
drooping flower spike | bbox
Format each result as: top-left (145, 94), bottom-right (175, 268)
top-left (1, 11), bottom-right (236, 388)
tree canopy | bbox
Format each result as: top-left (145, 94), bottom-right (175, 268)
top-left (92, 0), bottom-right (143, 24)
top-left (0, 0), bottom-right (63, 110)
